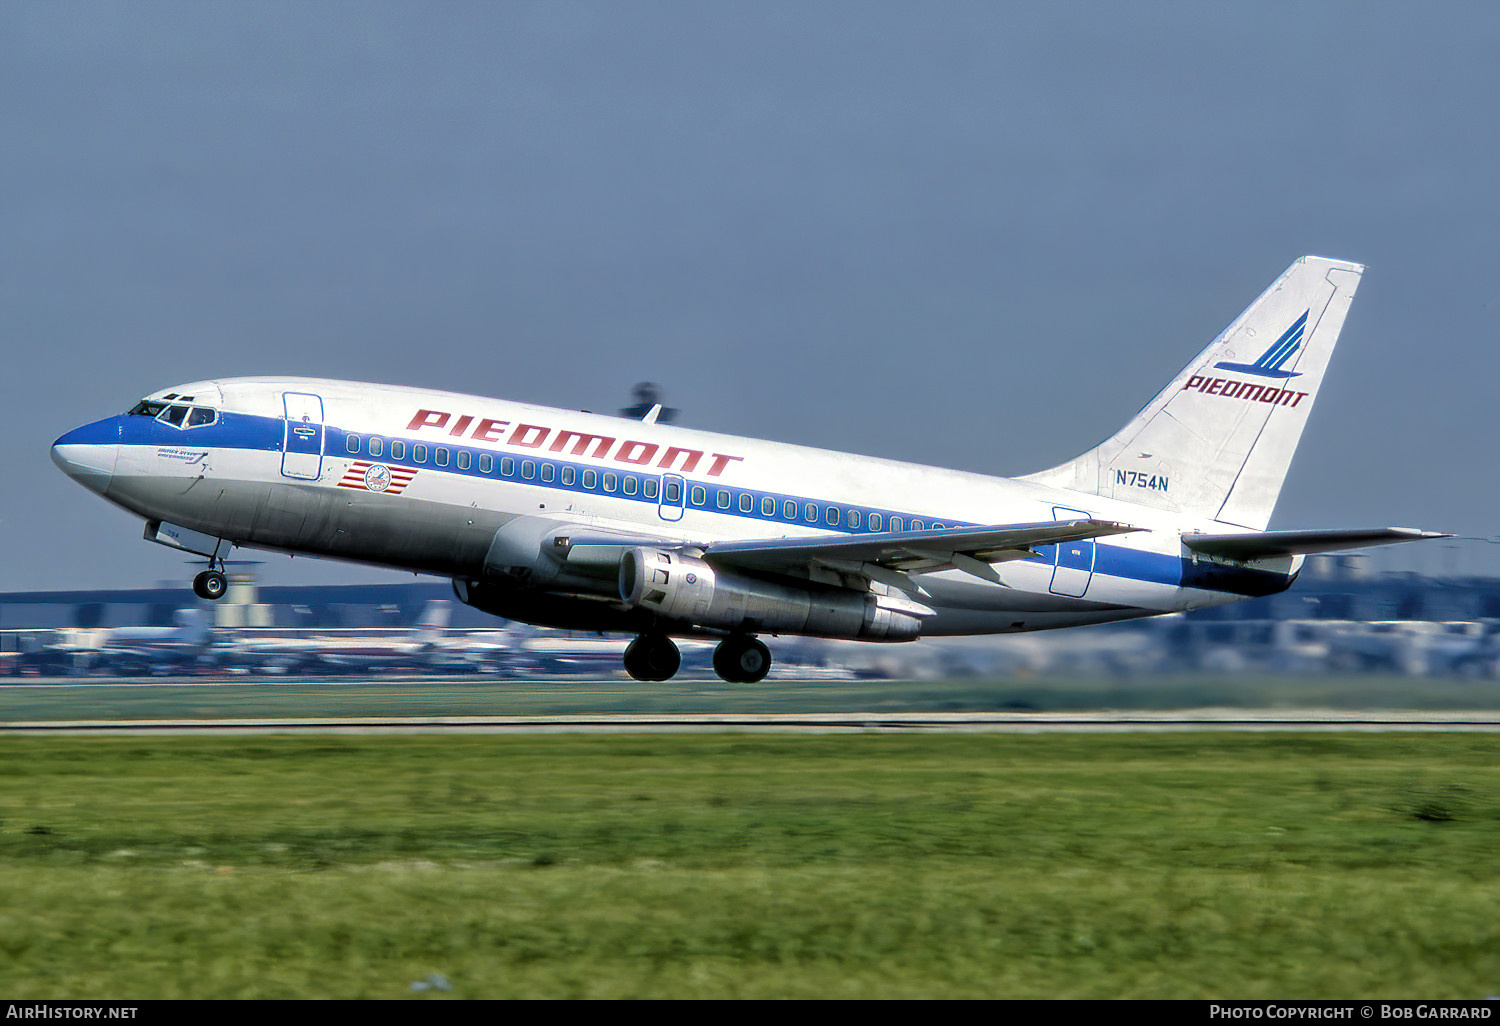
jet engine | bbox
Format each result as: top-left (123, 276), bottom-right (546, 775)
top-left (618, 547), bottom-right (923, 640)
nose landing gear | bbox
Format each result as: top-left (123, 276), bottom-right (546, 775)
top-left (193, 568), bottom-right (228, 601)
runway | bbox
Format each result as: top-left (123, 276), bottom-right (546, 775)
top-left (6, 675), bottom-right (1499, 734)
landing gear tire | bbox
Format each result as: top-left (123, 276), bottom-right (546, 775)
top-left (713, 636), bottom-right (771, 683)
top-left (623, 634), bottom-right (681, 682)
top-left (193, 570), bottom-right (228, 601)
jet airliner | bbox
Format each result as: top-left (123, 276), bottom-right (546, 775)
top-left (51, 257), bottom-right (1446, 682)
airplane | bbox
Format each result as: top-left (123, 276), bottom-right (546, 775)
top-left (211, 599), bottom-right (495, 674)
top-left (51, 256), bottom-right (1448, 683)
top-left (25, 608), bottom-right (215, 676)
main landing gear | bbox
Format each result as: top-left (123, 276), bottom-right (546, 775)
top-left (712, 636), bottom-right (771, 684)
top-left (622, 633), bottom-right (772, 683)
top-left (622, 634), bottom-right (680, 682)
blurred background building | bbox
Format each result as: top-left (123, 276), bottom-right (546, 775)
top-left (5, 554), bottom-right (1500, 679)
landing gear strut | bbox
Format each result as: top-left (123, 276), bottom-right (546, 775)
top-left (623, 634), bottom-right (681, 682)
top-left (713, 636), bottom-right (771, 683)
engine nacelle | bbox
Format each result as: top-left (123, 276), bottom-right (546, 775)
top-left (618, 547), bottom-right (922, 640)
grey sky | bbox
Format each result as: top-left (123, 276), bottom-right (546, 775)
top-left (4, 1), bottom-right (1495, 591)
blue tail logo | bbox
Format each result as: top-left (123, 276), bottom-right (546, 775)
top-left (1214, 310), bottom-right (1308, 379)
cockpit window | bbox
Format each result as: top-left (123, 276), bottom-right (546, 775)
top-left (131, 398), bottom-right (218, 428)
top-left (138, 403), bottom-right (219, 429)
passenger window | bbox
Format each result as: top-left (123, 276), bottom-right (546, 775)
top-left (932, 522), bottom-right (944, 530)
top-left (623, 475), bottom-right (638, 496)
top-left (560, 466), bottom-right (575, 485)
top-left (691, 486), bottom-right (706, 506)
top-left (826, 506), bottom-right (840, 526)
top-left (369, 437), bottom-right (383, 458)
top-left (717, 490), bottom-right (730, 509)
top-left (436, 448), bottom-right (450, 467)
top-left (346, 435), bottom-right (360, 454)
top-left (848, 510), bottom-right (861, 530)
top-left (739, 493), bottom-right (753, 513)
top-left (784, 499), bottom-right (797, 520)
top-left (540, 463), bottom-right (555, 482)
top-left (582, 469), bottom-right (597, 488)
top-left (521, 460), bottom-right (535, 479)
top-left (479, 453), bottom-right (493, 474)
top-left (457, 451), bottom-right (471, 471)
top-left (502, 457), bottom-right (516, 476)
top-left (414, 444), bottom-right (428, 463)
top-left (910, 519), bottom-right (923, 531)
top-left (603, 472), bottom-right (617, 492)
top-left (804, 503), bottom-right (818, 523)
top-left (644, 478), bottom-right (659, 499)
top-left (762, 496), bottom-right (775, 516)
top-left (869, 513), bottom-right (883, 532)
top-left (889, 516), bottom-right (903, 532)
top-left (664, 480), bottom-right (680, 503)
top-left (391, 440), bottom-right (405, 460)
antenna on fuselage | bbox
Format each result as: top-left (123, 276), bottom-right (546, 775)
top-left (620, 382), bottom-right (677, 424)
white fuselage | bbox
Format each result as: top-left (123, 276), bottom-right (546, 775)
top-left (51, 376), bottom-right (1296, 640)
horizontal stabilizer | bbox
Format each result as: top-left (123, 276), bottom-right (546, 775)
top-left (1182, 527), bottom-right (1451, 561)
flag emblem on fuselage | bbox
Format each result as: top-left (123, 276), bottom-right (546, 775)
top-left (338, 461), bottom-right (415, 494)
top-left (1214, 310), bottom-right (1309, 379)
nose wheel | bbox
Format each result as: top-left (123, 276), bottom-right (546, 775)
top-left (193, 569), bottom-right (228, 601)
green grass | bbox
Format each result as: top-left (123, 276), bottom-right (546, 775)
top-left (1, 733), bottom-right (1498, 998)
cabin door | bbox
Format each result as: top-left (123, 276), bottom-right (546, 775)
top-left (281, 392), bottom-right (325, 480)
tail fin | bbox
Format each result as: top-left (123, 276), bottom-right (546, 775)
top-left (171, 608), bottom-right (212, 647)
top-left (1020, 256), bottom-right (1364, 530)
top-left (412, 600), bottom-right (452, 647)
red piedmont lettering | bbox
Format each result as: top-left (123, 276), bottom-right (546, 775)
top-left (471, 418), bottom-right (509, 442)
top-left (509, 424), bottom-right (550, 448)
top-left (615, 441), bottom-right (658, 465)
top-left (706, 454), bottom-right (743, 477)
top-left (408, 409), bottom-right (450, 432)
top-left (657, 447), bottom-right (703, 473)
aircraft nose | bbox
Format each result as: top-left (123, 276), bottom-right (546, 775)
top-left (51, 418), bottom-right (120, 496)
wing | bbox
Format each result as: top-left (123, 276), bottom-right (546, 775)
top-left (704, 519), bottom-right (1141, 587)
top-left (1182, 527), bottom-right (1450, 561)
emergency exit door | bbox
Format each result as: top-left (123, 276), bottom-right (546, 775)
top-left (1049, 505), bottom-right (1096, 598)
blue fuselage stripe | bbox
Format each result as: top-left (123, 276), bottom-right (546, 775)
top-left (110, 412), bottom-right (1290, 598)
